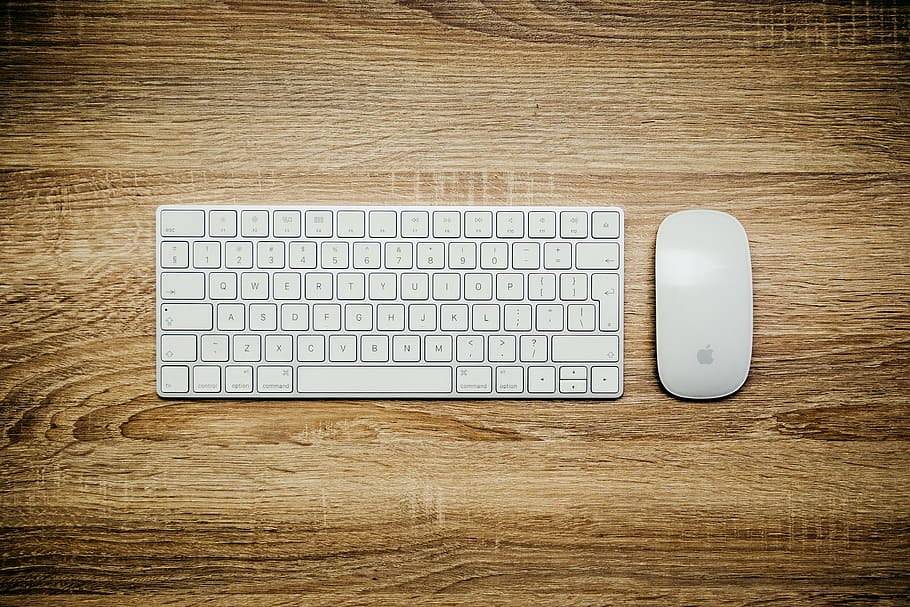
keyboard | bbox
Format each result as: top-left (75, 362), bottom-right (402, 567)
top-left (156, 205), bottom-right (623, 398)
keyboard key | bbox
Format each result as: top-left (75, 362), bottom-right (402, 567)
top-left (464, 211), bottom-right (493, 238)
top-left (480, 242), bottom-right (508, 269)
top-left (472, 304), bottom-right (500, 330)
top-left (298, 335), bottom-right (325, 361)
top-left (337, 273), bottom-right (365, 300)
top-left (434, 274), bottom-right (460, 300)
top-left (225, 366), bottom-right (253, 392)
top-left (160, 334), bottom-right (197, 362)
top-left (313, 304), bottom-right (341, 331)
top-left (536, 304), bottom-right (563, 331)
top-left (392, 335), bottom-right (420, 362)
top-left (274, 272), bottom-right (301, 300)
top-left (456, 335), bottom-right (483, 362)
top-left (592, 273), bottom-right (621, 332)
top-left (233, 335), bottom-right (261, 361)
top-left (560, 379), bottom-right (586, 394)
top-left (512, 243), bottom-right (540, 269)
top-left (160, 365), bottom-right (189, 392)
top-left (258, 366), bottom-right (293, 392)
top-left (329, 335), bottom-right (357, 362)
top-left (592, 211), bottom-right (621, 239)
top-left (465, 274), bottom-right (493, 301)
top-left (160, 210), bottom-right (204, 237)
top-left (528, 211), bottom-right (556, 238)
top-left (289, 242), bottom-right (317, 269)
top-left (369, 275), bottom-right (396, 300)
top-left (209, 272), bottom-right (238, 299)
top-left (401, 211), bottom-right (429, 237)
top-left (337, 210), bottom-right (365, 237)
top-left (528, 274), bottom-right (556, 300)
top-left (575, 242), bottom-right (620, 270)
top-left (225, 241), bottom-right (253, 268)
top-left (160, 272), bottom-right (205, 300)
top-left (377, 304), bottom-right (405, 330)
top-left (265, 335), bottom-right (293, 362)
top-left (417, 242), bottom-right (444, 269)
top-left (567, 304), bottom-right (596, 331)
top-left (456, 366), bottom-right (492, 393)
top-left (552, 335), bottom-right (620, 362)
top-left (560, 274), bottom-right (587, 300)
top-left (193, 366), bottom-right (221, 392)
top-left (386, 242), bottom-right (413, 269)
top-left (560, 211), bottom-right (588, 238)
top-left (273, 211), bottom-right (301, 237)
top-left (345, 304), bottom-right (372, 330)
top-left (496, 211), bottom-right (524, 238)
top-left (441, 304), bottom-right (468, 331)
top-left (296, 366), bottom-right (452, 393)
top-left (401, 273), bottom-right (429, 300)
top-left (353, 242), bottom-right (381, 269)
top-left (201, 335), bottom-right (229, 361)
top-left (321, 241), bottom-right (349, 269)
top-left (160, 241), bottom-right (189, 268)
top-left (496, 274), bottom-right (524, 300)
top-left (217, 303), bottom-right (244, 331)
top-left (210, 210), bottom-right (237, 237)
top-left (161, 303), bottom-right (212, 331)
top-left (305, 210), bottom-right (332, 237)
top-left (543, 242), bottom-right (571, 269)
top-left (496, 366), bottom-right (524, 392)
top-left (559, 366), bottom-right (587, 380)
top-left (408, 304), bottom-right (437, 331)
top-left (257, 241), bottom-right (285, 268)
top-left (241, 272), bottom-right (269, 299)
top-left (369, 210), bottom-right (397, 237)
top-left (193, 241), bottom-right (220, 268)
top-left (361, 335), bottom-right (389, 362)
top-left (504, 304), bottom-right (532, 331)
top-left (425, 335), bottom-right (453, 362)
top-left (249, 303), bottom-right (277, 331)
top-left (433, 211), bottom-right (460, 238)
top-left (489, 335), bottom-right (516, 362)
top-left (591, 366), bottom-right (620, 393)
top-left (305, 273), bottom-right (333, 299)
top-left (241, 210), bottom-right (269, 237)
top-left (449, 243), bottom-right (476, 269)
top-left (528, 367), bottom-right (556, 393)
top-left (281, 304), bottom-right (309, 330)
top-left (519, 335), bottom-right (547, 362)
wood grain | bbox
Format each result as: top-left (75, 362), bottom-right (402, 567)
top-left (1, 1), bottom-right (909, 605)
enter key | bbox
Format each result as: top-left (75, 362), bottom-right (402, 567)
top-left (592, 273), bottom-right (621, 332)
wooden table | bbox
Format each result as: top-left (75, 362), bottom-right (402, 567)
top-left (2, 2), bottom-right (908, 604)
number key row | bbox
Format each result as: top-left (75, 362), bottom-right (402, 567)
top-left (161, 240), bottom-right (618, 271)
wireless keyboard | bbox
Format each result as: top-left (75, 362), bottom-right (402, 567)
top-left (157, 205), bottom-right (623, 398)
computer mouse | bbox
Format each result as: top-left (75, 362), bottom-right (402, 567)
top-left (655, 210), bottom-right (753, 399)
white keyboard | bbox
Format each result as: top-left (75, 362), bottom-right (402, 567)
top-left (157, 205), bottom-right (623, 398)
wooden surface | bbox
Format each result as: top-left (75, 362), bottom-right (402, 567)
top-left (1, 1), bottom-right (909, 604)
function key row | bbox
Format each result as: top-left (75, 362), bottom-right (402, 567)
top-left (160, 208), bottom-right (622, 240)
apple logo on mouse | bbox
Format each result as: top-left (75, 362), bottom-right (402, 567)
top-left (697, 345), bottom-right (714, 365)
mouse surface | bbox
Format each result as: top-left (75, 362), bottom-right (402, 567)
top-left (655, 210), bottom-right (752, 399)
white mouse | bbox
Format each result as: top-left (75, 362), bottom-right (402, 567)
top-left (655, 210), bottom-right (753, 399)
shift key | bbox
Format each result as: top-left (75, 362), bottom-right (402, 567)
top-left (160, 303), bottom-right (213, 330)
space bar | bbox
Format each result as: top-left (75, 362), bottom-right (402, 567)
top-left (296, 366), bottom-right (452, 393)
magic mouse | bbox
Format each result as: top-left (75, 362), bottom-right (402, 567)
top-left (655, 210), bottom-right (752, 399)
